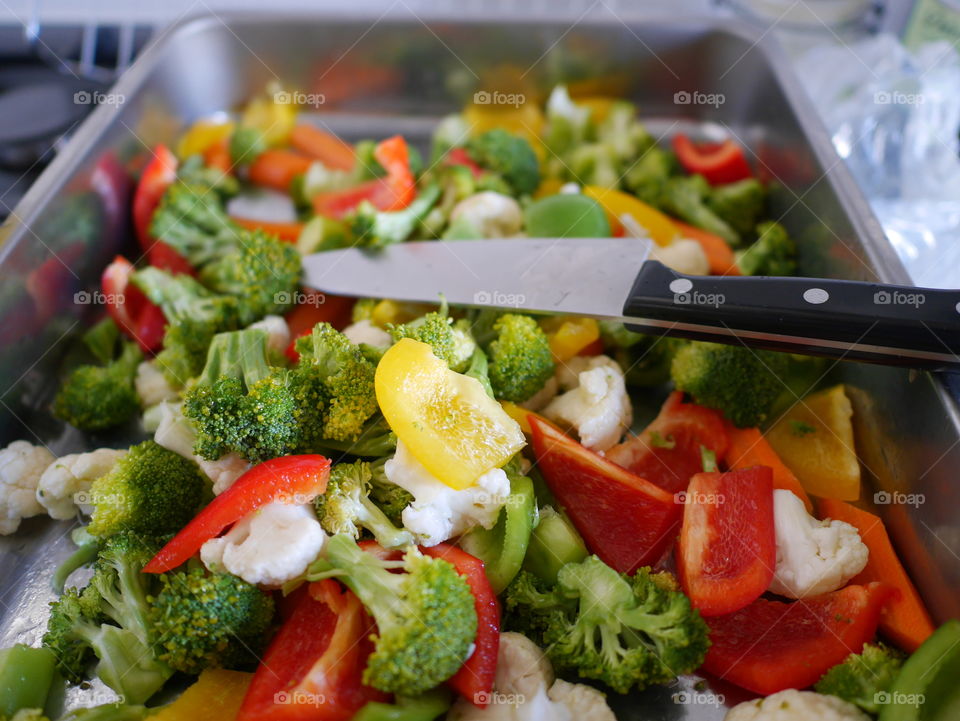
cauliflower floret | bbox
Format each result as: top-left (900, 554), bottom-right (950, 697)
top-left (200, 501), bottom-right (327, 587)
top-left (554, 354), bottom-right (621, 391)
top-left (495, 632), bottom-right (554, 700)
top-left (153, 402), bottom-right (249, 495)
top-left (450, 191), bottom-right (524, 239)
top-left (520, 377), bottom-right (558, 412)
top-left (620, 213), bottom-right (710, 276)
top-left (543, 356), bottom-right (632, 451)
top-left (768, 489), bottom-right (869, 599)
top-left (342, 319), bottom-right (392, 348)
top-left (650, 238), bottom-right (710, 276)
top-left (0, 440), bottom-right (55, 534)
top-left (547, 680), bottom-right (616, 721)
top-left (725, 689), bottom-right (869, 721)
top-left (449, 632), bottom-right (614, 721)
top-left (36, 448), bottom-right (125, 520)
top-left (247, 314), bottom-right (291, 356)
top-left (384, 440), bottom-right (510, 546)
top-left (135, 360), bottom-right (179, 407)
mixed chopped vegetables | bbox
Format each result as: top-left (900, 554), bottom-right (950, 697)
top-left (0, 84), bottom-right (952, 721)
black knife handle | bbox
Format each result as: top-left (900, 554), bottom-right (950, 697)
top-left (622, 261), bottom-right (960, 369)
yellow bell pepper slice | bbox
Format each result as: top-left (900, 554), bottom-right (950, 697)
top-left (765, 384), bottom-right (861, 501)
top-left (376, 339), bottom-right (525, 489)
top-left (575, 96), bottom-right (618, 124)
top-left (583, 186), bottom-right (679, 247)
top-left (176, 117), bottom-right (235, 160)
top-left (501, 401), bottom-right (550, 435)
top-left (241, 88), bottom-right (297, 147)
top-left (151, 669), bottom-right (252, 721)
top-left (370, 299), bottom-right (435, 328)
top-left (543, 316), bottom-right (600, 362)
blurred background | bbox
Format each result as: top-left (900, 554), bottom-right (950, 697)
top-left (0, 0), bottom-right (957, 287)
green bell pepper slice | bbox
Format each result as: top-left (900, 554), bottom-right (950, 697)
top-left (879, 620), bottom-right (960, 721)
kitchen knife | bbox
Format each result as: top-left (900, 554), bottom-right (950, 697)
top-left (301, 238), bottom-right (960, 369)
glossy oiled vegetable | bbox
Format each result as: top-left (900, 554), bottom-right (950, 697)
top-left (375, 339), bottom-right (525, 490)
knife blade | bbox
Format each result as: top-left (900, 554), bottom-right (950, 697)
top-left (302, 238), bottom-right (960, 369)
top-left (302, 237), bottom-right (650, 320)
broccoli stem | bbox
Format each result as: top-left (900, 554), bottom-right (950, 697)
top-left (358, 497), bottom-right (414, 548)
top-left (198, 329), bottom-right (271, 388)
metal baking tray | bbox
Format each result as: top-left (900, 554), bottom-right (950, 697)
top-left (2, 11), bottom-right (959, 719)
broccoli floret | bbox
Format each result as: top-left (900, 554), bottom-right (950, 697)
top-left (624, 145), bottom-right (678, 207)
top-left (484, 314), bottom-right (555, 403)
top-left (567, 143), bottom-right (620, 188)
top-left (308, 414), bottom-right (398, 459)
top-left (736, 220), bottom-right (798, 277)
top-left (82, 317), bottom-right (121, 364)
top-left (543, 85), bottom-right (592, 159)
top-left (54, 341), bottom-right (142, 431)
top-left (149, 183), bottom-right (238, 268)
top-left (504, 556), bottom-right (709, 694)
top-left (183, 329), bottom-right (300, 462)
top-left (389, 310), bottom-right (476, 372)
top-left (596, 101), bottom-right (654, 162)
top-left (706, 178), bottom-right (765, 238)
top-left (815, 643), bottom-right (904, 714)
top-left (314, 461), bottom-right (413, 547)
top-left (662, 174), bottom-right (740, 246)
top-left (670, 341), bottom-right (790, 428)
top-left (367, 457), bottom-right (412, 525)
top-left (176, 155), bottom-right (239, 197)
top-left (464, 129), bottom-right (539, 196)
top-left (305, 534), bottom-right (477, 695)
top-left (86, 441), bottom-right (207, 538)
top-left (349, 184), bottom-right (441, 248)
top-left (132, 267), bottom-right (242, 387)
top-left (43, 533), bottom-right (172, 703)
top-left (599, 321), bottom-right (686, 387)
top-left (198, 228), bottom-right (301, 325)
top-left (228, 127), bottom-right (266, 166)
top-left (292, 322), bottom-right (378, 445)
top-left (148, 567), bottom-right (275, 675)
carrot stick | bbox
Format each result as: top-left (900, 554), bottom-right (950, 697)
top-left (290, 124), bottom-right (355, 171)
top-left (231, 216), bottom-right (304, 243)
top-left (818, 498), bottom-right (935, 653)
top-left (674, 220), bottom-right (741, 276)
top-left (724, 424), bottom-right (812, 512)
top-left (248, 149), bottom-right (312, 192)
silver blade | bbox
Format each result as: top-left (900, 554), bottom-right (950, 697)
top-left (301, 237), bottom-right (651, 318)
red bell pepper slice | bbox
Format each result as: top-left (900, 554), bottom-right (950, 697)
top-left (133, 145), bottom-right (177, 247)
top-left (132, 145), bottom-right (194, 274)
top-left (143, 454), bottom-right (331, 574)
top-left (444, 147), bottom-right (484, 178)
top-left (238, 579), bottom-right (386, 721)
top-left (677, 466), bottom-right (775, 617)
top-left (423, 544), bottom-right (499, 708)
top-left (529, 415), bottom-right (682, 574)
top-left (283, 292), bottom-right (357, 363)
top-left (101, 255), bottom-right (167, 353)
top-left (606, 391), bottom-right (729, 495)
top-left (702, 582), bottom-right (895, 695)
top-left (672, 134), bottom-right (752, 185)
top-left (312, 135), bottom-right (415, 219)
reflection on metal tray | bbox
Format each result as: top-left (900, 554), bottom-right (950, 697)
top-left (1, 11), bottom-right (959, 719)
